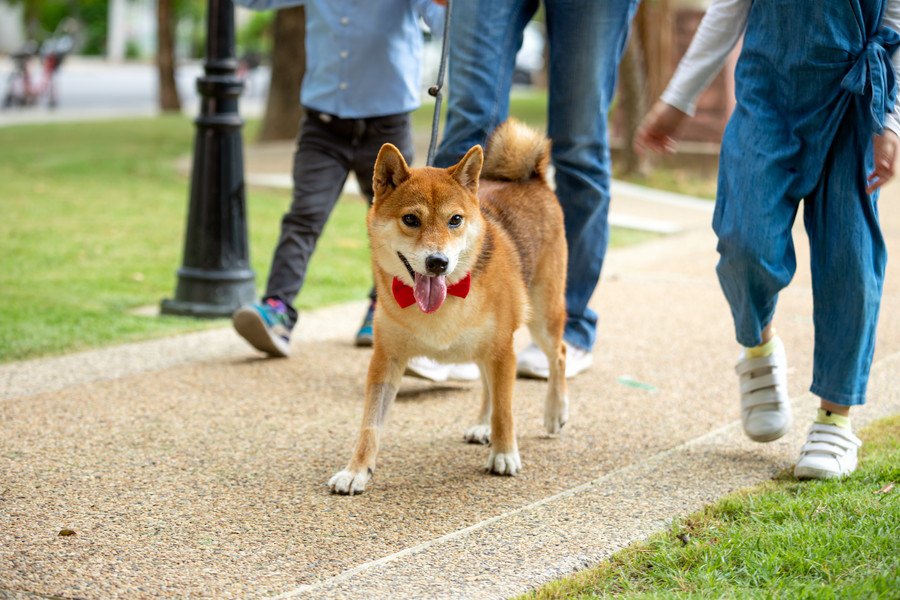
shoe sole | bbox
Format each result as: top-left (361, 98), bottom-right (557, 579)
top-left (745, 417), bottom-right (792, 443)
top-left (794, 465), bottom-right (844, 480)
top-left (446, 369), bottom-right (480, 382)
top-left (355, 334), bottom-right (374, 348)
top-left (233, 307), bottom-right (291, 358)
top-left (404, 365), bottom-right (449, 382)
top-left (516, 361), bottom-right (593, 381)
top-left (516, 366), bottom-right (549, 380)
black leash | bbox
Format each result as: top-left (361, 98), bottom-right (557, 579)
top-left (426, 0), bottom-right (452, 167)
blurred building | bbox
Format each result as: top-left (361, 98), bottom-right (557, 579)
top-left (0, 0), bottom-right (156, 59)
top-left (612, 0), bottom-right (737, 152)
top-left (108, 0), bottom-right (156, 61)
top-left (673, 0), bottom-right (739, 144)
top-left (0, 1), bottom-right (25, 54)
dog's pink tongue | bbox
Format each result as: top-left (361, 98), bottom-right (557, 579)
top-left (413, 273), bottom-right (447, 313)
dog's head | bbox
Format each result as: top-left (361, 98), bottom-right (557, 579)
top-left (369, 143), bottom-right (484, 314)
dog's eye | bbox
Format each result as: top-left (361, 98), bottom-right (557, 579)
top-left (402, 214), bottom-right (420, 227)
top-left (448, 215), bottom-right (463, 229)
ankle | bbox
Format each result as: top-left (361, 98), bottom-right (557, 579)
top-left (815, 407), bottom-right (851, 429)
top-left (744, 334), bottom-right (779, 359)
top-left (820, 399), bottom-right (850, 417)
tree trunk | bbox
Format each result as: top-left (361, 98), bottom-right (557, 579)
top-left (157, 0), bottom-right (181, 112)
top-left (639, 0), bottom-right (673, 102)
top-left (617, 25), bottom-right (648, 176)
top-left (258, 5), bottom-right (306, 142)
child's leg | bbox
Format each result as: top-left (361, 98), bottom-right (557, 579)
top-left (713, 133), bottom-right (803, 442)
top-left (793, 116), bottom-right (885, 480)
top-left (350, 113), bottom-right (416, 347)
top-left (713, 139), bottom-right (801, 347)
top-left (820, 400), bottom-right (850, 417)
top-left (352, 113), bottom-right (415, 201)
top-left (265, 114), bottom-right (354, 306)
top-left (233, 114), bottom-right (354, 357)
top-left (803, 123), bottom-right (887, 409)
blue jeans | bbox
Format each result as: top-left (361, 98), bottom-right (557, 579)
top-left (434, 0), bottom-right (639, 351)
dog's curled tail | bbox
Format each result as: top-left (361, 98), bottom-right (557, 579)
top-left (482, 119), bottom-right (550, 183)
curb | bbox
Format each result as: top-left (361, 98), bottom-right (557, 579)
top-left (272, 352), bottom-right (900, 599)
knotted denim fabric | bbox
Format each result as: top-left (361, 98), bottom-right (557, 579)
top-left (841, 26), bottom-right (900, 132)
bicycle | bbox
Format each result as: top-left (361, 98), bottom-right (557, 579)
top-left (2, 23), bottom-right (76, 110)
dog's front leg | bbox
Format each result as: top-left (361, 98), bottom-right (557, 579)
top-left (484, 342), bottom-right (521, 475)
top-left (463, 364), bottom-right (492, 445)
top-left (328, 346), bottom-right (404, 495)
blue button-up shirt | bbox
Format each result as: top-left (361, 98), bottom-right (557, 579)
top-left (235, 0), bottom-right (444, 118)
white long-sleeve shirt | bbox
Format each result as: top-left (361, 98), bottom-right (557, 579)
top-left (660, 0), bottom-right (900, 136)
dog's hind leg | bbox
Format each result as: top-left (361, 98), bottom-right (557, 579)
top-left (484, 341), bottom-right (521, 475)
top-left (528, 292), bottom-right (569, 436)
top-left (328, 345), bottom-right (405, 495)
top-left (463, 364), bottom-right (492, 445)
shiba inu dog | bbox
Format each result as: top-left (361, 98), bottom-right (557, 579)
top-left (328, 120), bottom-right (568, 495)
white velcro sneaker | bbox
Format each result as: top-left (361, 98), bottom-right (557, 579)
top-left (516, 341), bottom-right (593, 380)
top-left (794, 422), bottom-right (862, 480)
top-left (735, 336), bottom-right (792, 442)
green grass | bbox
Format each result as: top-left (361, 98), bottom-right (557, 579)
top-left (617, 168), bottom-right (718, 201)
top-left (0, 116), bottom-right (372, 362)
top-left (521, 416), bottom-right (900, 599)
top-left (412, 88), bottom-right (551, 132)
top-left (0, 94), bottom-right (661, 363)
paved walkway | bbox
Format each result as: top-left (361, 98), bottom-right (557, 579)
top-left (242, 140), bottom-right (712, 236)
top-left (2, 175), bottom-right (898, 598)
top-left (0, 56), bottom-right (268, 128)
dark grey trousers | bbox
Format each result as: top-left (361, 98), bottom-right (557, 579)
top-left (264, 108), bottom-right (415, 313)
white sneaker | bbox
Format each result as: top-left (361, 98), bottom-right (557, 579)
top-left (447, 362), bottom-right (480, 381)
top-left (735, 336), bottom-right (792, 442)
top-left (794, 422), bottom-right (861, 480)
top-left (405, 357), bottom-right (480, 382)
top-left (516, 341), bottom-right (593, 380)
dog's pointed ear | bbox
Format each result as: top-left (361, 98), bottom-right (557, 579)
top-left (373, 143), bottom-right (411, 200)
top-left (448, 145), bottom-right (483, 195)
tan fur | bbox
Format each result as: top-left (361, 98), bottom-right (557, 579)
top-left (328, 119), bottom-right (569, 495)
top-left (482, 119), bottom-right (551, 182)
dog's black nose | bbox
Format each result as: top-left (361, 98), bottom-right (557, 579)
top-left (425, 253), bottom-right (449, 275)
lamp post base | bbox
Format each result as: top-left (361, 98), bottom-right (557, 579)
top-left (160, 298), bottom-right (251, 318)
top-left (161, 0), bottom-right (257, 320)
top-left (160, 267), bottom-right (256, 318)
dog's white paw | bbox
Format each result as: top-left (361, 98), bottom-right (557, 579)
top-left (463, 424), bottom-right (491, 445)
top-left (544, 394), bottom-right (569, 435)
top-left (328, 468), bottom-right (371, 495)
top-left (485, 449), bottom-right (521, 476)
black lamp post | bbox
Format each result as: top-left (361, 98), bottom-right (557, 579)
top-left (161, 0), bottom-right (256, 318)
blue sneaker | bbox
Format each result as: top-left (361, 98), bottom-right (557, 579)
top-left (232, 297), bottom-right (296, 357)
top-left (355, 300), bottom-right (376, 347)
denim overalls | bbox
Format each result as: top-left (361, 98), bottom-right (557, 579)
top-left (713, 0), bottom-right (899, 406)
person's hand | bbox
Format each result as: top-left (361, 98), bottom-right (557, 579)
top-left (634, 100), bottom-right (688, 155)
top-left (867, 130), bottom-right (900, 194)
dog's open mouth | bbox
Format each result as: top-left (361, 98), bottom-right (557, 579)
top-left (397, 251), bottom-right (447, 314)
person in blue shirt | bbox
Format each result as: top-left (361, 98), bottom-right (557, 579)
top-left (231, 0), bottom-right (444, 357)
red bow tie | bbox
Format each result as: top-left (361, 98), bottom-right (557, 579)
top-left (392, 273), bottom-right (471, 308)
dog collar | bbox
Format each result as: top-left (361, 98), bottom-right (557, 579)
top-left (392, 273), bottom-right (471, 309)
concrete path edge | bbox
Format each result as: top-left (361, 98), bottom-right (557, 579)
top-left (273, 351), bottom-right (900, 600)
